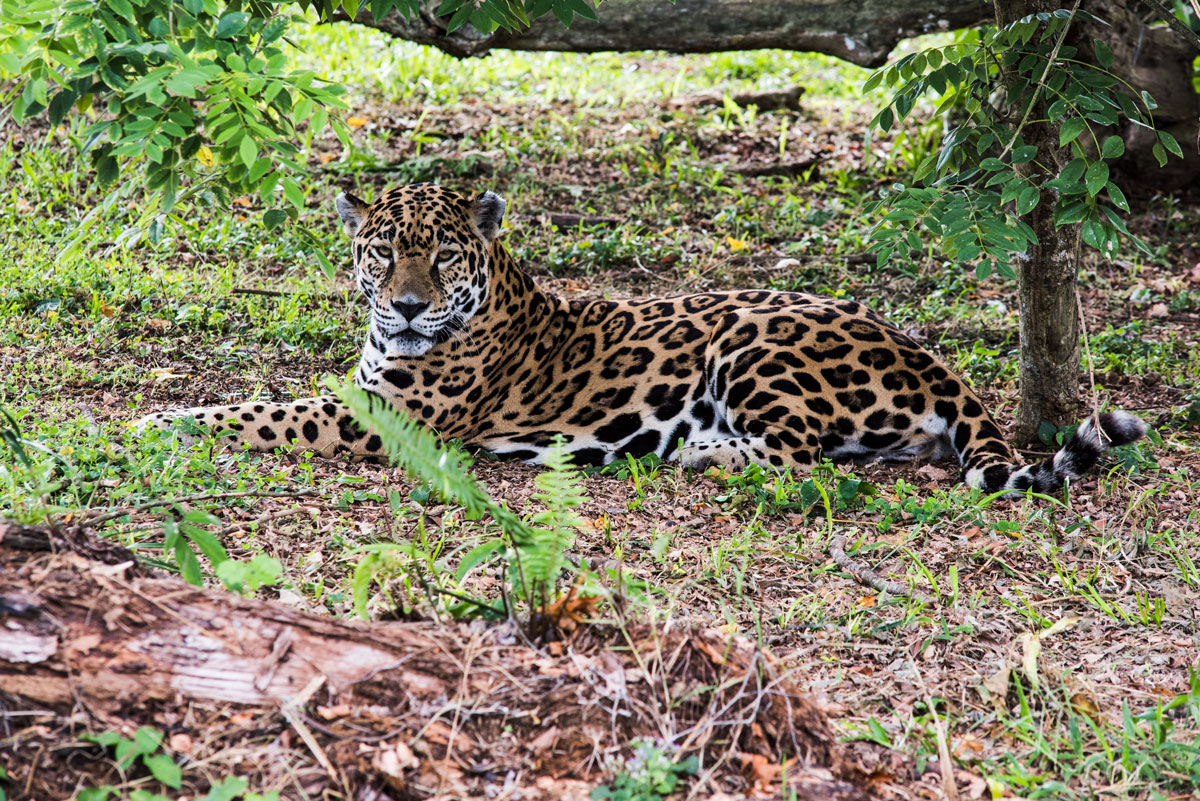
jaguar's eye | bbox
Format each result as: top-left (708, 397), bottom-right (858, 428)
top-left (435, 250), bottom-right (460, 267)
top-left (373, 246), bottom-right (393, 261)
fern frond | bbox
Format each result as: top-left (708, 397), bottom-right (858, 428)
top-left (329, 377), bottom-right (495, 517)
top-left (520, 435), bottom-right (588, 598)
top-left (330, 377), bottom-right (583, 611)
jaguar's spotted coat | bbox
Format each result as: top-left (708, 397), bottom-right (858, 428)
top-left (140, 184), bottom-right (1146, 494)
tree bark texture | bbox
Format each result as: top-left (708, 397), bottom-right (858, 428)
top-left (0, 527), bottom-right (883, 800)
top-left (341, 0), bottom-right (992, 67)
top-left (994, 0), bottom-right (1086, 443)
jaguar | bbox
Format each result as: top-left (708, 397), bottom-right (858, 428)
top-left (139, 183), bottom-right (1146, 494)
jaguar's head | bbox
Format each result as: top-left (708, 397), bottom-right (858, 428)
top-left (336, 183), bottom-right (505, 358)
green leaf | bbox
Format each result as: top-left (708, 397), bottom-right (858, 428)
top-left (177, 542), bottom-right (203, 586)
top-left (1055, 201), bottom-right (1090, 226)
top-left (202, 777), bottom-right (250, 801)
top-left (975, 261), bottom-right (992, 279)
top-left (980, 158), bottom-right (1007, 171)
top-left (96, 156), bottom-right (119, 187)
top-left (180, 523), bottom-right (228, 567)
top-left (564, 0), bottom-right (598, 22)
top-left (77, 789), bottom-right (115, 801)
top-left (312, 248), bottom-right (336, 279)
top-left (1106, 182), bottom-right (1129, 212)
top-left (1152, 142), bottom-right (1167, 167)
top-left (1100, 135), bottom-right (1124, 159)
top-left (248, 157), bottom-right (273, 184)
top-left (258, 171), bottom-right (280, 206)
top-left (1081, 219), bottom-right (1105, 249)
top-left (215, 12), bottom-right (249, 38)
top-left (1084, 161), bottom-right (1109, 197)
top-left (129, 791), bottom-right (171, 801)
top-left (182, 509), bottom-right (221, 526)
top-left (1001, 178), bottom-right (1025, 205)
top-left (1158, 130), bottom-right (1183, 159)
top-left (165, 68), bottom-right (210, 98)
top-left (239, 136), bottom-right (258, 168)
top-left (1037, 421), bottom-right (1059, 447)
top-left (1093, 39), bottom-right (1113, 69)
top-left (142, 754), bottom-right (182, 789)
top-left (1011, 145), bottom-right (1037, 164)
top-left (444, 3), bottom-right (474, 32)
top-left (1017, 186), bottom-right (1040, 215)
top-left (263, 208), bottom-right (288, 229)
top-left (1059, 117), bottom-right (1086, 147)
top-left (877, 106), bottom-right (894, 133)
top-left (135, 726), bottom-right (163, 751)
top-left (282, 177), bottom-right (304, 209)
top-left (81, 731), bottom-right (124, 747)
top-left (455, 540), bottom-right (505, 582)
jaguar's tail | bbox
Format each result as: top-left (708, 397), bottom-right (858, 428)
top-left (962, 411), bottom-right (1147, 495)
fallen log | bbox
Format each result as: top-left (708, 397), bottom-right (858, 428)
top-left (0, 538), bottom-right (889, 799)
top-left (728, 157), bottom-right (822, 178)
top-left (672, 85), bottom-right (807, 112)
top-left (340, 0), bottom-right (992, 68)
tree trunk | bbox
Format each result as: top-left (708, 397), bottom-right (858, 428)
top-left (994, 0), bottom-right (1085, 444)
top-left (0, 525), bottom-right (882, 800)
top-left (339, 0), bottom-right (993, 68)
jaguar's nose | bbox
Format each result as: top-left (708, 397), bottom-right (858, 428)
top-left (391, 298), bottom-right (430, 322)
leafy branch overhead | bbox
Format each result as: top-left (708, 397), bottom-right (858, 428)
top-left (0, 0), bottom-right (595, 248)
top-left (864, 7), bottom-right (1183, 278)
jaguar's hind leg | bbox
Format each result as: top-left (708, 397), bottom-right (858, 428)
top-left (695, 305), bottom-right (942, 473)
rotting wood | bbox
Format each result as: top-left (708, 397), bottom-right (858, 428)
top-left (0, 542), bottom-right (892, 799)
top-left (0, 520), bottom-right (138, 566)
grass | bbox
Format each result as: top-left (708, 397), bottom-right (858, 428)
top-left (2, 24), bottom-right (1200, 801)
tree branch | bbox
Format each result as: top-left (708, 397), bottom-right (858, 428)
top-left (1139, 0), bottom-right (1200, 52)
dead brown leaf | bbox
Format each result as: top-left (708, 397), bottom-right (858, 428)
top-left (738, 751), bottom-right (798, 796)
top-left (529, 725), bottom-right (560, 754)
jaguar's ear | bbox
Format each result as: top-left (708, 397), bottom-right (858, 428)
top-left (335, 192), bottom-right (369, 237)
top-left (470, 190), bottom-right (506, 243)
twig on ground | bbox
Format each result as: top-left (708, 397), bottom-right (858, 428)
top-left (79, 489), bottom-right (317, 529)
top-left (911, 660), bottom-right (959, 801)
top-left (828, 534), bottom-right (930, 602)
top-left (22, 744), bottom-right (42, 798)
top-left (232, 288), bottom-right (347, 302)
top-left (282, 675), bottom-right (338, 782)
top-left (216, 507), bottom-right (311, 537)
